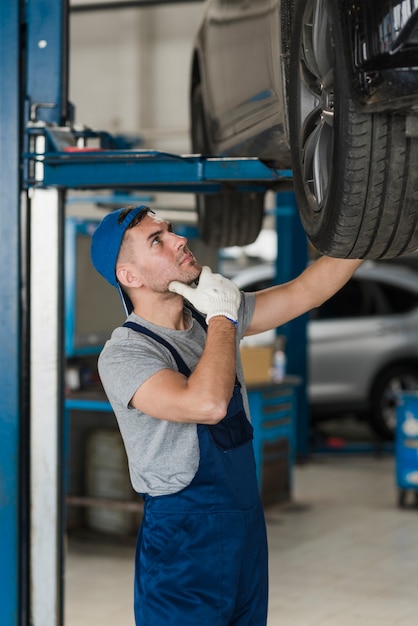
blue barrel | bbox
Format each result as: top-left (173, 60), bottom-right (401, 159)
top-left (396, 393), bottom-right (418, 507)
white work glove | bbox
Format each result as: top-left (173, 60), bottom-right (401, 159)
top-left (169, 265), bottom-right (241, 326)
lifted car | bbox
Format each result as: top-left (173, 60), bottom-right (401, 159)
top-left (190, 0), bottom-right (418, 256)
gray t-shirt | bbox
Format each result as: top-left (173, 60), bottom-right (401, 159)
top-left (98, 292), bottom-right (256, 496)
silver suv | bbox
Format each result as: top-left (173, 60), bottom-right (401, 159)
top-left (232, 261), bottom-right (418, 440)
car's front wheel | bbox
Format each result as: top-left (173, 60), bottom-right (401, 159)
top-left (289, 0), bottom-right (418, 259)
top-left (191, 84), bottom-right (265, 248)
top-left (369, 363), bottom-right (418, 440)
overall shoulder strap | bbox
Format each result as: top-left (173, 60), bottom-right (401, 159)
top-left (123, 321), bottom-right (191, 377)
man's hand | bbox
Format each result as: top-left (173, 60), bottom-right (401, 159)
top-left (169, 266), bottom-right (241, 325)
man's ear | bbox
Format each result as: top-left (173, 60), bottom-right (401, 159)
top-left (116, 264), bottom-right (143, 289)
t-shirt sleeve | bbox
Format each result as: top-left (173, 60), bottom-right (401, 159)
top-left (238, 291), bottom-right (256, 339)
top-left (98, 327), bottom-right (179, 410)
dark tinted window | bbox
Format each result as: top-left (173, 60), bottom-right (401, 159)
top-left (239, 267), bottom-right (418, 319)
top-left (312, 276), bottom-right (418, 320)
top-left (375, 282), bottom-right (418, 314)
top-left (312, 279), bottom-right (378, 320)
top-left (241, 277), bottom-right (274, 292)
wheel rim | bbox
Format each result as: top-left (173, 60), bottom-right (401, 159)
top-left (297, 0), bottom-right (336, 213)
top-left (380, 373), bottom-right (418, 434)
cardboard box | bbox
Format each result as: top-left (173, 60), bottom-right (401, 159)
top-left (240, 345), bottom-right (273, 385)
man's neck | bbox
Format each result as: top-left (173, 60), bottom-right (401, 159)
top-left (132, 294), bottom-right (189, 330)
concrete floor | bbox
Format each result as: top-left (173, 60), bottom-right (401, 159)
top-left (65, 450), bottom-right (418, 626)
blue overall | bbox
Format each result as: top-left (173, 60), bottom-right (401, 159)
top-left (124, 311), bottom-right (268, 626)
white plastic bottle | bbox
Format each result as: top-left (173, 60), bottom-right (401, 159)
top-left (272, 337), bottom-right (287, 383)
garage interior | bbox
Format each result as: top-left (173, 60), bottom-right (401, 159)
top-left (2, 1), bottom-right (418, 625)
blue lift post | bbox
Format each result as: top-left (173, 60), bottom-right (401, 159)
top-left (0, 2), bottom-right (24, 624)
top-left (275, 192), bottom-right (309, 460)
top-left (26, 0), bottom-right (70, 618)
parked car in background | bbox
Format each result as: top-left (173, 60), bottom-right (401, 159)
top-left (232, 261), bottom-right (418, 440)
top-left (190, 0), bottom-right (418, 258)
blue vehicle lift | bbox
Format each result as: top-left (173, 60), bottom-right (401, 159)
top-left (0, 3), bottom-right (25, 626)
top-left (1, 1), bottom-right (308, 624)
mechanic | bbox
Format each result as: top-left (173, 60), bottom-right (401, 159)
top-left (90, 205), bottom-right (363, 626)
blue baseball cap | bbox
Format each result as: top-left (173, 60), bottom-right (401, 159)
top-left (90, 205), bottom-right (148, 314)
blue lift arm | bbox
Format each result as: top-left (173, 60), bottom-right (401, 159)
top-left (24, 127), bottom-right (293, 192)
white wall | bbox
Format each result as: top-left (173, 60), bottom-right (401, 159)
top-left (69, 3), bottom-right (204, 154)
top-left (69, 2), bottom-right (205, 216)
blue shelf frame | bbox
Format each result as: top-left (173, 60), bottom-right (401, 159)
top-left (248, 380), bottom-right (300, 493)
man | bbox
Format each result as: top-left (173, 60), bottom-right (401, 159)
top-left (90, 204), bottom-right (363, 626)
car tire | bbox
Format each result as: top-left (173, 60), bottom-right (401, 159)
top-left (289, 0), bottom-right (418, 259)
top-left (191, 84), bottom-right (265, 248)
top-left (369, 363), bottom-right (418, 440)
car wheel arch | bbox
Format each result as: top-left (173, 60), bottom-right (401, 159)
top-left (191, 49), bottom-right (200, 89)
top-left (368, 357), bottom-right (418, 439)
top-left (369, 357), bottom-right (418, 391)
top-left (190, 71), bottom-right (266, 248)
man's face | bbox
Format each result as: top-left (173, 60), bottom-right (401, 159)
top-left (123, 212), bottom-right (202, 292)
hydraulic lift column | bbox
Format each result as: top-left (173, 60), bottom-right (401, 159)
top-left (0, 1), bottom-right (71, 624)
top-left (25, 0), bottom-right (70, 620)
top-left (0, 1), bottom-right (24, 624)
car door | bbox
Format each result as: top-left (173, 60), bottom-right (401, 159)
top-left (216, 0), bottom-right (281, 140)
top-left (308, 276), bottom-right (388, 407)
top-left (198, 0), bottom-right (228, 130)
